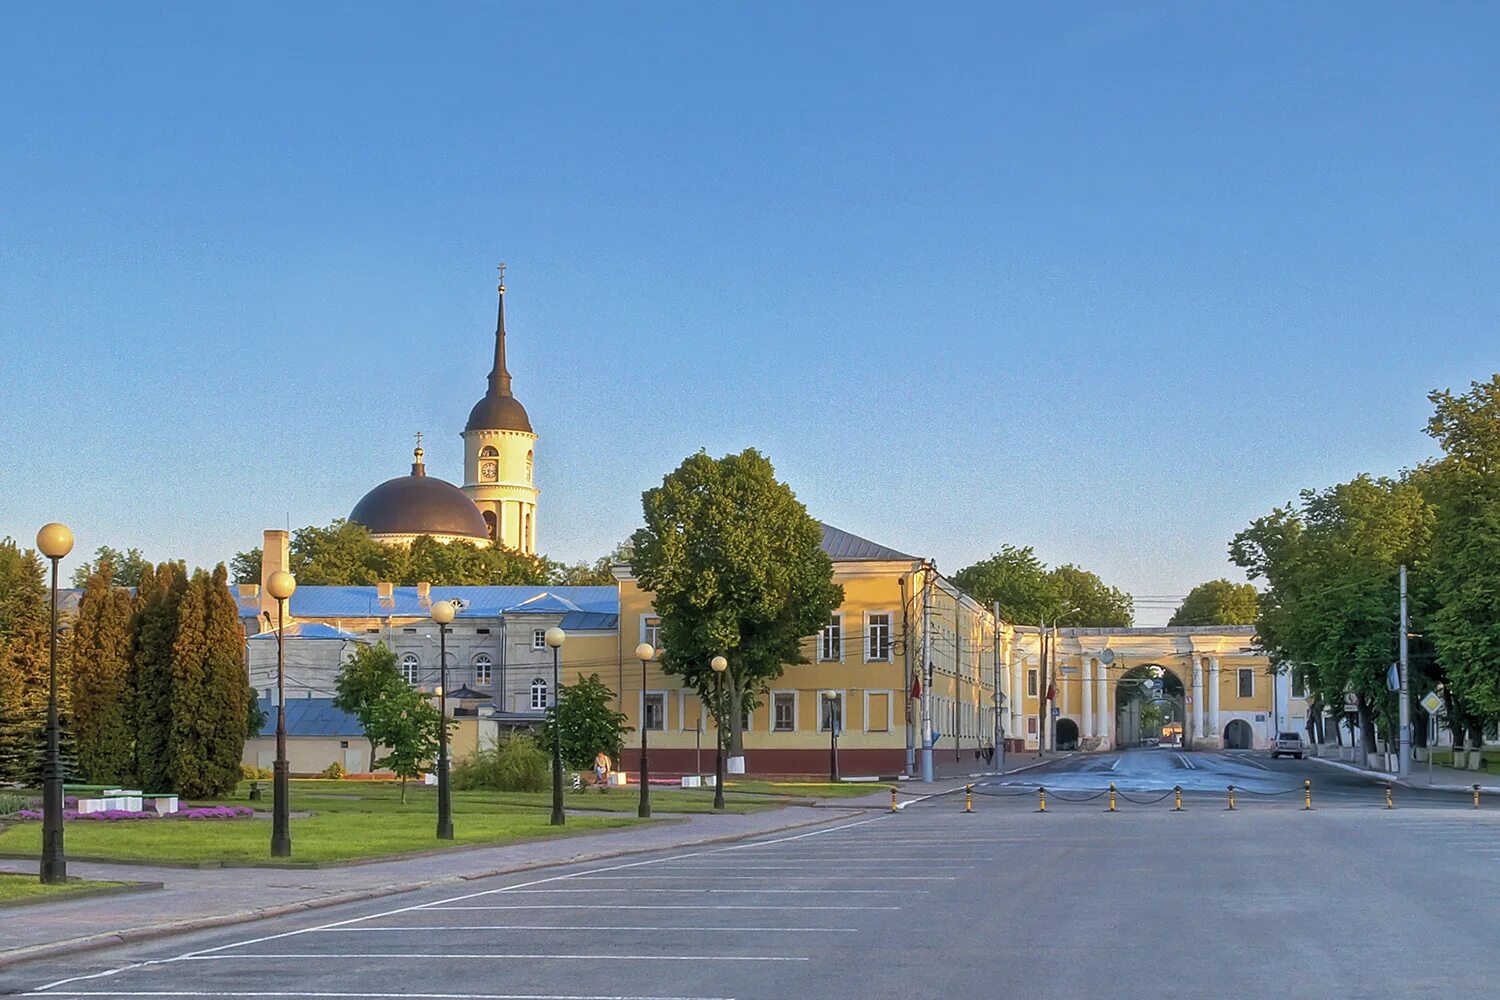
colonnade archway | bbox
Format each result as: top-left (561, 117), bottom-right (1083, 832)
top-left (1114, 664), bottom-right (1185, 749)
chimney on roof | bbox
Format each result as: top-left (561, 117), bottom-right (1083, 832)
top-left (416, 581), bottom-right (432, 604)
top-left (260, 529), bottom-right (290, 625)
top-left (377, 581), bottom-right (394, 605)
top-left (238, 583), bottom-right (260, 601)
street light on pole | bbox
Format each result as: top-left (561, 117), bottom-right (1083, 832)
top-left (35, 522), bottom-right (72, 885)
top-left (710, 655), bottom-right (728, 811)
top-left (431, 600), bottom-right (456, 840)
top-left (545, 627), bottom-right (567, 826)
top-left (634, 642), bottom-right (655, 819)
top-left (266, 569), bottom-right (297, 858)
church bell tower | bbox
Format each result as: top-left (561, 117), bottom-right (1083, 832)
top-left (461, 267), bottom-right (540, 554)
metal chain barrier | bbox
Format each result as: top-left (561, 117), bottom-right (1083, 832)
top-left (1116, 788), bottom-right (1178, 806)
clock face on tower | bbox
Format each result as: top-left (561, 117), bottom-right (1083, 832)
top-left (481, 460), bottom-right (499, 482)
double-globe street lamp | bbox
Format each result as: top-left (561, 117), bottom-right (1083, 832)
top-left (633, 642), bottom-right (656, 819)
top-left (545, 627), bottom-right (567, 826)
top-left (35, 523), bottom-right (73, 885)
top-left (431, 600), bottom-right (456, 840)
top-left (710, 655), bottom-right (728, 811)
top-left (266, 569), bottom-right (297, 857)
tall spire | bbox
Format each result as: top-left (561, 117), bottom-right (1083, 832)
top-left (489, 263), bottom-right (512, 397)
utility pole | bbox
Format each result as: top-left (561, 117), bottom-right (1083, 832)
top-left (1398, 563), bottom-right (1411, 777)
top-left (993, 602), bottom-right (1004, 774)
top-left (920, 564), bottom-right (934, 783)
top-left (902, 575), bottom-right (915, 776)
top-left (1037, 621), bottom-right (1049, 756)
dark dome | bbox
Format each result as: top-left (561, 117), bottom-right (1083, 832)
top-left (350, 462), bottom-right (490, 541)
top-left (465, 392), bottom-right (533, 434)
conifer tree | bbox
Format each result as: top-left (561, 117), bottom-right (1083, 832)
top-left (0, 543), bottom-right (53, 784)
top-left (167, 569), bottom-right (211, 797)
top-left (199, 565), bottom-right (249, 796)
top-left (132, 561), bottom-right (186, 791)
top-left (70, 558), bottom-right (137, 784)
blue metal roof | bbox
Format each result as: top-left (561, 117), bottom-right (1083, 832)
top-left (257, 698), bottom-right (365, 738)
top-left (235, 585), bottom-right (618, 630)
top-left (247, 623), bottom-right (366, 641)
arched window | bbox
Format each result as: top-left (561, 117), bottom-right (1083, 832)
top-left (483, 509), bottom-right (498, 542)
top-left (400, 653), bottom-right (421, 686)
top-left (530, 677), bottom-right (548, 710)
top-left (479, 445), bottom-right (498, 458)
top-left (473, 653), bottom-right (492, 687)
top-left (526, 450), bottom-right (533, 482)
top-left (523, 509), bottom-right (532, 551)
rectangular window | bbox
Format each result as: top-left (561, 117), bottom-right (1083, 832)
top-left (866, 691), bottom-right (890, 732)
top-left (819, 614), bottom-right (842, 661)
top-left (1027, 668), bottom-right (1039, 697)
top-left (643, 693), bottom-right (666, 731)
top-left (1291, 673), bottom-right (1306, 699)
top-left (532, 629), bottom-right (546, 650)
top-left (642, 616), bottom-right (662, 651)
top-left (866, 613), bottom-right (892, 662)
top-left (1027, 717), bottom-right (1038, 735)
top-left (818, 691), bottom-right (844, 734)
top-left (773, 692), bottom-right (796, 732)
top-left (474, 657), bottom-right (492, 686)
top-left (1238, 668), bottom-right (1254, 698)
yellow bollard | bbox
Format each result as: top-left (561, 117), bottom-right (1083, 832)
top-left (1227, 784), bottom-right (1237, 811)
top-left (1038, 787), bottom-right (1047, 813)
top-left (1475, 784), bottom-right (1483, 810)
top-left (1385, 784), bottom-right (1394, 809)
top-left (1303, 779), bottom-right (1313, 811)
top-left (890, 786), bottom-right (899, 813)
top-left (1173, 785), bottom-right (1183, 811)
top-left (964, 784), bottom-right (974, 814)
top-left (1108, 782), bottom-right (1117, 812)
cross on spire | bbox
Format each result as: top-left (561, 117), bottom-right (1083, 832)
top-left (497, 261), bottom-right (506, 290)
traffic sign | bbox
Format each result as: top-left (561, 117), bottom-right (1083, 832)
top-left (1420, 691), bottom-right (1443, 715)
top-left (1051, 707), bottom-right (1061, 718)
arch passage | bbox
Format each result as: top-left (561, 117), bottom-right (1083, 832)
top-left (1223, 719), bottom-right (1253, 750)
top-left (1055, 718), bottom-right (1080, 751)
top-left (1114, 664), bottom-right (1185, 749)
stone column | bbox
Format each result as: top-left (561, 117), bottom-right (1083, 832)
top-left (1081, 658), bottom-right (1094, 739)
top-left (1191, 654), bottom-right (1204, 748)
top-left (1209, 656), bottom-right (1222, 745)
top-left (1010, 649), bottom-right (1025, 745)
top-left (1095, 662), bottom-right (1110, 748)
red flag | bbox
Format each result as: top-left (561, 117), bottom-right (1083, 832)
top-left (910, 675), bottom-right (922, 700)
top-left (1045, 683), bottom-right (1057, 702)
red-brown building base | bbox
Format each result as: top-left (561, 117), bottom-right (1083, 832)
top-left (618, 747), bottom-right (907, 778)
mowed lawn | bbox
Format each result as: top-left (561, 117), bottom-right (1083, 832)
top-left (0, 777), bottom-right (833, 866)
top-left (0, 872), bottom-right (130, 904)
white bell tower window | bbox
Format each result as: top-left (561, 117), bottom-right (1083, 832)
top-left (526, 450), bottom-right (534, 483)
top-left (479, 445), bottom-right (499, 483)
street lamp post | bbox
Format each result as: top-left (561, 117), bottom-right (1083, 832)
top-left (431, 600), bottom-right (456, 840)
top-left (36, 523), bottom-right (73, 885)
top-left (634, 642), bottom-right (655, 819)
top-left (545, 627), bottom-right (567, 826)
top-left (266, 569), bottom-right (297, 858)
top-left (710, 656), bottom-right (728, 811)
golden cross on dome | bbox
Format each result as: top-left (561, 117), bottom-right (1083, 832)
top-left (414, 430), bottom-right (423, 452)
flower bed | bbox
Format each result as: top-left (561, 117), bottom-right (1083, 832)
top-left (11, 805), bottom-right (254, 822)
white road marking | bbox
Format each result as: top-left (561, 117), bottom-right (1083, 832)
top-left (312, 925), bottom-right (857, 933)
top-left (427, 904), bottom-right (901, 911)
top-left (640, 864), bottom-right (976, 871)
top-left (40, 993), bottom-right (728, 1000)
top-left (493, 887), bottom-right (920, 894)
top-left (180, 953), bottom-right (808, 963)
top-left (569, 874), bottom-right (955, 881)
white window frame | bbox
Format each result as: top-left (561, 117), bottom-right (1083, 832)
top-left (818, 613), bottom-right (843, 662)
top-left (532, 629), bottom-right (547, 651)
top-left (1237, 668), bottom-right (1254, 699)
top-left (1290, 672), bottom-right (1306, 699)
top-left (863, 689), bottom-right (894, 733)
top-left (530, 676), bottom-right (549, 710)
top-left (473, 652), bottom-right (492, 686)
top-left (864, 611), bottom-right (893, 662)
top-left (771, 690), bottom-right (798, 733)
top-left (641, 690), bottom-right (668, 732)
top-left (1027, 668), bottom-right (1038, 698)
top-left (816, 690), bottom-right (846, 734)
top-left (400, 652), bottom-right (421, 686)
top-left (639, 614), bottom-right (662, 652)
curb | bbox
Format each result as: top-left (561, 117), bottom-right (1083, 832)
top-left (1307, 754), bottom-right (1500, 794)
top-left (0, 807), bottom-right (861, 972)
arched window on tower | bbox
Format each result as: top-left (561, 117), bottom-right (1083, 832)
top-left (478, 445), bottom-right (499, 484)
top-left (483, 509), bottom-right (498, 542)
top-left (526, 450), bottom-right (533, 483)
top-left (524, 509), bottom-right (532, 552)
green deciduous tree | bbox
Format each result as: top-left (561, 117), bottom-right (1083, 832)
top-left (1424, 375), bottom-right (1500, 740)
top-left (1168, 580), bottom-right (1259, 627)
top-left (70, 558), bottom-right (137, 784)
top-left (543, 673), bottom-right (630, 769)
top-left (70, 546), bottom-right (151, 588)
top-left (630, 449), bottom-right (843, 757)
top-left (368, 686), bottom-right (441, 803)
top-left (953, 546), bottom-right (1133, 626)
top-left (333, 642), bottom-right (406, 766)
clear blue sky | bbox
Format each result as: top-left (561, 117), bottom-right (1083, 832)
top-left (2, 2), bottom-right (1495, 624)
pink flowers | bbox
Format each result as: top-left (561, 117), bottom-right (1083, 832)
top-left (12, 806), bottom-right (254, 822)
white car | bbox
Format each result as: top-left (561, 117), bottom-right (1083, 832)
top-left (1271, 731), bottom-right (1305, 759)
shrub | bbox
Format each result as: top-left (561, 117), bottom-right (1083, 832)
top-left (453, 734), bottom-right (549, 792)
top-left (241, 764), bottom-right (272, 781)
top-left (319, 761), bottom-right (346, 780)
top-left (0, 792), bottom-right (31, 816)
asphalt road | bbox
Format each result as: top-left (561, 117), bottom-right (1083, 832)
top-left (4, 770), bottom-right (1499, 1000)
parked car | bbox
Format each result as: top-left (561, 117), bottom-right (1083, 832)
top-left (1271, 731), bottom-right (1305, 759)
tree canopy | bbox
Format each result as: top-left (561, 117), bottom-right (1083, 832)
top-left (630, 449), bottom-right (843, 756)
top-left (71, 545), bottom-right (151, 588)
top-left (1168, 580), bottom-right (1259, 626)
top-left (952, 545), bottom-right (1133, 627)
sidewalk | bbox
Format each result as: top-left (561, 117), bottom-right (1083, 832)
top-left (0, 803), bottom-right (858, 970)
top-left (1307, 751), bottom-right (1500, 794)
